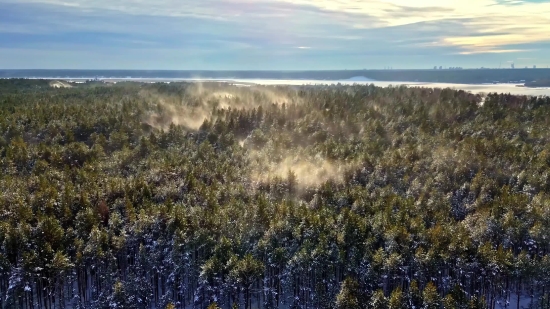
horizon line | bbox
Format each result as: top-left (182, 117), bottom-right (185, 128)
top-left (1, 68), bottom-right (548, 72)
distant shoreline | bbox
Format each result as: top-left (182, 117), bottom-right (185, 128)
top-left (524, 80), bottom-right (550, 88)
top-left (0, 76), bottom-right (534, 87)
top-left (4, 76), bottom-right (548, 96)
top-left (1, 68), bottom-right (550, 85)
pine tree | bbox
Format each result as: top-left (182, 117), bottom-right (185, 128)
top-left (335, 277), bottom-right (361, 309)
top-left (442, 294), bottom-right (457, 309)
top-left (388, 287), bottom-right (405, 309)
top-left (370, 289), bottom-right (388, 309)
top-left (409, 280), bottom-right (423, 309)
top-left (165, 303), bottom-right (176, 309)
top-left (229, 254), bottom-right (264, 309)
top-left (109, 281), bottom-right (128, 309)
top-left (207, 302), bottom-right (222, 309)
top-left (422, 282), bottom-right (440, 309)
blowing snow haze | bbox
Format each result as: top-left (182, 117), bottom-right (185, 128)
top-left (1, 0), bottom-right (550, 69)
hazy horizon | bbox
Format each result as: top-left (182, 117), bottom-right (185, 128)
top-left (1, 68), bottom-right (549, 71)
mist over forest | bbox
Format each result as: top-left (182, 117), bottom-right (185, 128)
top-left (1, 79), bottom-right (550, 309)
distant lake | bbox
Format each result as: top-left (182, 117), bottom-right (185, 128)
top-left (226, 79), bottom-right (550, 96)
top-left (102, 77), bottom-right (550, 96)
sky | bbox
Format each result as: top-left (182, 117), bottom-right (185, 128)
top-left (0, 0), bottom-right (549, 70)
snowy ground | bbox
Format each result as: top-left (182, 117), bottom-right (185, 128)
top-left (495, 294), bottom-right (537, 309)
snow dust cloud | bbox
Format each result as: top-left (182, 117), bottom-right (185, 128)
top-left (141, 82), bottom-right (298, 130)
top-left (140, 82), bottom-right (351, 188)
top-left (248, 150), bottom-right (356, 188)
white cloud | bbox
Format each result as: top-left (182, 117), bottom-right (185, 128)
top-left (274, 0), bottom-right (550, 53)
top-left (458, 49), bottom-right (535, 55)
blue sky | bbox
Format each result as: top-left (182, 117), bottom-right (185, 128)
top-left (0, 0), bottom-right (549, 70)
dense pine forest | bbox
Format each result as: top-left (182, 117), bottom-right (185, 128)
top-left (1, 79), bottom-right (550, 309)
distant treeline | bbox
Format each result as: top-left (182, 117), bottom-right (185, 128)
top-left (1, 68), bottom-right (550, 84)
top-left (525, 80), bottom-right (550, 88)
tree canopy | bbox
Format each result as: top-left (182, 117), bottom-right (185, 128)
top-left (1, 79), bottom-right (549, 308)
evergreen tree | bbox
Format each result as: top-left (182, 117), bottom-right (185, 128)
top-left (388, 287), bottom-right (406, 309)
top-left (335, 277), bottom-right (361, 309)
top-left (370, 290), bottom-right (388, 309)
top-left (422, 282), bottom-right (440, 309)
